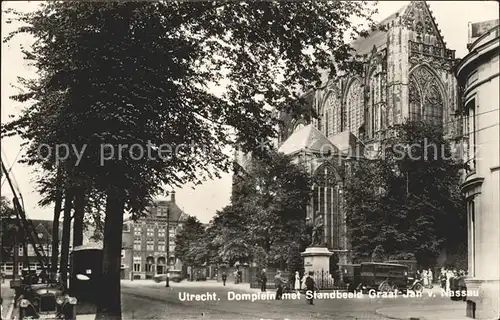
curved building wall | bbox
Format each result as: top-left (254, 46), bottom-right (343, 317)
top-left (457, 24), bottom-right (499, 320)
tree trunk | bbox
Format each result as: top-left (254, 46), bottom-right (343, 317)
top-left (60, 188), bottom-right (74, 289)
top-left (72, 189), bottom-right (86, 248)
top-left (51, 187), bottom-right (63, 274)
top-left (96, 188), bottom-right (125, 320)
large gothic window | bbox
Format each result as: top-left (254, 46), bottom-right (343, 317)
top-left (368, 73), bottom-right (377, 137)
top-left (408, 66), bottom-right (444, 126)
top-left (325, 89), bottom-right (341, 137)
top-left (409, 78), bottom-right (422, 120)
top-left (345, 79), bottom-right (364, 136)
top-left (311, 164), bottom-right (341, 249)
top-left (313, 164), bottom-right (337, 187)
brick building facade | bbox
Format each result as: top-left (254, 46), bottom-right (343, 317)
top-left (121, 191), bottom-right (188, 280)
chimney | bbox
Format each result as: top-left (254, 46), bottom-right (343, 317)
top-left (171, 191), bottom-right (176, 203)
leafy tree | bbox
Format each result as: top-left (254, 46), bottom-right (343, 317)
top-left (371, 245), bottom-right (386, 262)
top-left (174, 216), bottom-right (206, 267)
top-left (4, 2), bottom-right (375, 318)
top-left (208, 206), bottom-right (253, 266)
top-left (208, 150), bottom-right (312, 270)
top-left (346, 121), bottom-right (466, 267)
top-left (1, 196), bottom-right (17, 259)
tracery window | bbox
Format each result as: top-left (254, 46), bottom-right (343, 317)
top-left (409, 78), bottom-right (422, 120)
top-left (368, 73), bottom-right (378, 137)
top-left (311, 163), bottom-right (341, 249)
top-left (408, 66), bottom-right (444, 126)
top-left (325, 90), bottom-right (341, 136)
top-left (313, 164), bottom-right (337, 187)
top-left (345, 79), bottom-right (363, 137)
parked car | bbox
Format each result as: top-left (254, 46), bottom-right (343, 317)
top-left (351, 262), bottom-right (410, 293)
top-left (153, 270), bottom-right (184, 283)
top-left (13, 273), bottom-right (83, 320)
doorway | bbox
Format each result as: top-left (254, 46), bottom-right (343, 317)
top-left (156, 265), bottom-right (164, 275)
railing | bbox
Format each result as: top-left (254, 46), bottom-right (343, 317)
top-left (409, 40), bottom-right (455, 60)
top-left (250, 269), bottom-right (348, 291)
top-left (312, 269), bottom-right (338, 290)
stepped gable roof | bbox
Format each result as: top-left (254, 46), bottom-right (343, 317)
top-left (278, 124), bottom-right (339, 156)
top-left (350, 3), bottom-right (409, 56)
top-left (328, 131), bottom-right (365, 157)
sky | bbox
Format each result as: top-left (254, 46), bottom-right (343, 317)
top-left (1, 1), bottom-right (499, 223)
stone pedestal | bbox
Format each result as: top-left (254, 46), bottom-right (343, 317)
top-left (301, 247), bottom-right (333, 274)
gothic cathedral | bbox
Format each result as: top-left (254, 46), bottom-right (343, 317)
top-left (235, 1), bottom-right (460, 265)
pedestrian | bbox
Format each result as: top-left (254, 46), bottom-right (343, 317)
top-left (440, 268), bottom-right (447, 289)
top-left (274, 270), bottom-right (285, 300)
top-left (422, 269), bottom-right (429, 288)
top-left (260, 268), bottom-right (267, 292)
top-left (427, 268), bottom-right (433, 289)
top-left (304, 271), bottom-right (316, 305)
top-left (458, 270), bottom-right (467, 301)
top-left (294, 271), bottom-right (301, 292)
top-left (233, 269), bottom-right (238, 284)
top-left (446, 269), bottom-right (454, 292)
top-left (221, 272), bottom-right (227, 286)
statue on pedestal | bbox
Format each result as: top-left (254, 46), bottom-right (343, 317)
top-left (306, 213), bottom-right (324, 247)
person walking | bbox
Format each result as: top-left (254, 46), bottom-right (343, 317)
top-left (221, 272), bottom-right (227, 286)
top-left (260, 268), bottom-right (267, 292)
top-left (304, 271), bottom-right (316, 305)
top-left (422, 269), bottom-right (429, 288)
top-left (440, 268), bottom-right (447, 289)
top-left (427, 268), bottom-right (433, 289)
top-left (446, 269), bottom-right (453, 292)
top-left (294, 271), bottom-right (301, 292)
top-left (274, 270), bottom-right (285, 300)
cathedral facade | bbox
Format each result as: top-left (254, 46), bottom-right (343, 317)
top-left (235, 1), bottom-right (461, 266)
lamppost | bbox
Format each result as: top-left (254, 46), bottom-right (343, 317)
top-left (165, 207), bottom-right (170, 287)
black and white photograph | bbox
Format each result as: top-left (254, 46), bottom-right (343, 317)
top-left (1, 1), bottom-right (499, 319)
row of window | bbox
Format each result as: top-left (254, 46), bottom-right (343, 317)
top-left (132, 259), bottom-right (176, 272)
top-left (1, 262), bottom-right (44, 274)
top-left (134, 227), bottom-right (176, 237)
top-left (133, 242), bottom-right (175, 252)
top-left (17, 244), bottom-right (52, 256)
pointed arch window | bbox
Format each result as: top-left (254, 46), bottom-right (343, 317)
top-left (313, 164), bottom-right (338, 187)
top-left (408, 66), bottom-right (444, 126)
top-left (311, 164), bottom-right (341, 249)
top-left (345, 79), bottom-right (363, 136)
top-left (326, 89), bottom-right (341, 136)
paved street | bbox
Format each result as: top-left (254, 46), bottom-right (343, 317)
top-left (120, 280), bottom-right (464, 320)
top-left (0, 280), bottom-right (468, 320)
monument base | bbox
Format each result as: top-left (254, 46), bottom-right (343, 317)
top-left (301, 247), bottom-right (333, 274)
